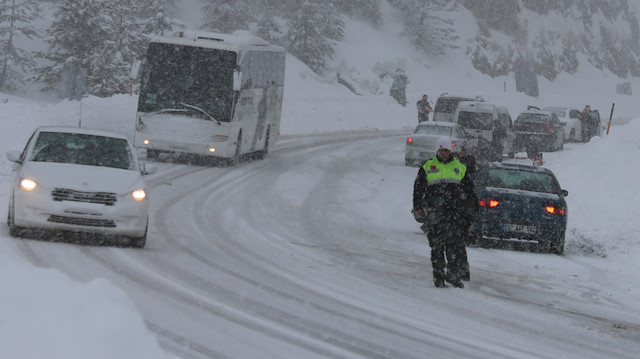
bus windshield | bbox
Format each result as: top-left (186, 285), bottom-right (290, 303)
top-left (138, 42), bottom-right (237, 122)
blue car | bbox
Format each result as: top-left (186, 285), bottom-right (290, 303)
top-left (469, 162), bottom-right (568, 254)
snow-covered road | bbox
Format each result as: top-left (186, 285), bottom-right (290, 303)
top-left (10, 131), bottom-right (640, 359)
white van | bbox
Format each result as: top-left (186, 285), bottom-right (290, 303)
top-left (453, 101), bottom-right (505, 161)
top-left (454, 101), bottom-right (497, 141)
top-left (432, 93), bottom-right (484, 123)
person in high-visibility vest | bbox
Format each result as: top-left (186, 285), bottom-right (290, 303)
top-left (413, 137), bottom-right (478, 288)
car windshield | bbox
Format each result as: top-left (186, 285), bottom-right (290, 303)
top-left (516, 113), bottom-right (550, 124)
top-left (483, 168), bottom-right (559, 194)
top-left (415, 125), bottom-right (454, 136)
top-left (30, 132), bottom-right (134, 170)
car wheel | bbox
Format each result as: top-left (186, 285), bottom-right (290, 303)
top-left (129, 225), bottom-right (147, 248)
top-left (550, 233), bottom-right (565, 255)
top-left (7, 197), bottom-right (25, 238)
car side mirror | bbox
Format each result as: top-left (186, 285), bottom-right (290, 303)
top-left (141, 163), bottom-right (158, 175)
top-left (561, 189), bottom-right (568, 197)
top-left (6, 150), bottom-right (22, 163)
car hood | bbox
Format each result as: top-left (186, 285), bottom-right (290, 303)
top-left (20, 161), bottom-right (146, 194)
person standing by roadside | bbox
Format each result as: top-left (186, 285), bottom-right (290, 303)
top-left (416, 94), bottom-right (433, 122)
top-left (413, 137), bottom-right (478, 288)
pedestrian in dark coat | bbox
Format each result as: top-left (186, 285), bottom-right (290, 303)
top-left (416, 94), bottom-right (433, 122)
top-left (413, 137), bottom-right (478, 288)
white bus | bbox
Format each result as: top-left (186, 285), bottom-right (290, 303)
top-left (133, 30), bottom-right (286, 164)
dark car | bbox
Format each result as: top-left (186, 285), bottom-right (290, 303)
top-left (468, 162), bottom-right (568, 254)
top-left (513, 110), bottom-right (564, 157)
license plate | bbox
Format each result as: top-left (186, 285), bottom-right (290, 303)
top-left (504, 224), bottom-right (537, 234)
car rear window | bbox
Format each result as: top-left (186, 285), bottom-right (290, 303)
top-left (31, 132), bottom-right (133, 170)
top-left (458, 111), bottom-right (493, 130)
top-left (434, 99), bottom-right (456, 114)
top-left (484, 168), bottom-right (559, 194)
top-left (516, 113), bottom-right (550, 124)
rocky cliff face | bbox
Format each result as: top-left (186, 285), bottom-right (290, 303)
top-left (462, 0), bottom-right (640, 79)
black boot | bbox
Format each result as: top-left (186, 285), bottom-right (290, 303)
top-left (434, 279), bottom-right (446, 288)
top-left (445, 272), bottom-right (464, 288)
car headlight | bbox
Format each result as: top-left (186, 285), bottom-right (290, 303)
top-left (20, 178), bottom-right (37, 191)
top-left (131, 189), bottom-right (146, 201)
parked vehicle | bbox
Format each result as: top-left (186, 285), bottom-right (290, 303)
top-left (432, 93), bottom-right (483, 123)
top-left (404, 122), bottom-right (477, 166)
top-left (513, 109), bottom-right (564, 157)
top-left (453, 101), bottom-right (503, 162)
top-left (469, 162), bottom-right (568, 254)
top-left (543, 106), bottom-right (581, 142)
top-left (6, 126), bottom-right (156, 247)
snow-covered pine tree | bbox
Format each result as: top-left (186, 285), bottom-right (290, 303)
top-left (332, 0), bottom-right (382, 25)
top-left (33, 0), bottom-right (110, 98)
top-left (87, 0), bottom-right (146, 97)
top-left (284, 0), bottom-right (344, 74)
top-left (394, 0), bottom-right (458, 56)
top-left (0, 0), bottom-right (40, 93)
top-left (200, 0), bottom-right (253, 34)
top-left (139, 0), bottom-right (183, 36)
top-left (255, 1), bottom-right (281, 43)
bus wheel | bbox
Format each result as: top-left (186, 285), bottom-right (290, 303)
top-left (263, 127), bottom-right (270, 155)
top-left (229, 132), bottom-right (242, 166)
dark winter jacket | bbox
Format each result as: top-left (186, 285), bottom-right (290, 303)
top-left (413, 156), bottom-right (478, 228)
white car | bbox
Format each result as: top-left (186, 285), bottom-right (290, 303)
top-left (6, 126), bottom-right (156, 247)
top-left (543, 106), bottom-right (582, 142)
top-left (405, 122), bottom-right (477, 166)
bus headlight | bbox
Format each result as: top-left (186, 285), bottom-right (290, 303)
top-left (143, 139), bottom-right (150, 145)
top-left (208, 147), bottom-right (216, 153)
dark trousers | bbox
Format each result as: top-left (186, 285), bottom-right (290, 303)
top-left (427, 223), bottom-right (467, 282)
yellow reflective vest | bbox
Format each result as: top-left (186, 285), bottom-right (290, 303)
top-left (422, 157), bottom-right (467, 186)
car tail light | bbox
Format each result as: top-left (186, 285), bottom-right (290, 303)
top-left (544, 125), bottom-right (555, 132)
top-left (406, 137), bottom-right (414, 145)
top-left (479, 199), bottom-right (499, 207)
top-left (545, 205), bottom-right (566, 215)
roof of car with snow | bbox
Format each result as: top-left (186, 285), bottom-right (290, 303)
top-left (418, 121), bottom-right (457, 127)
